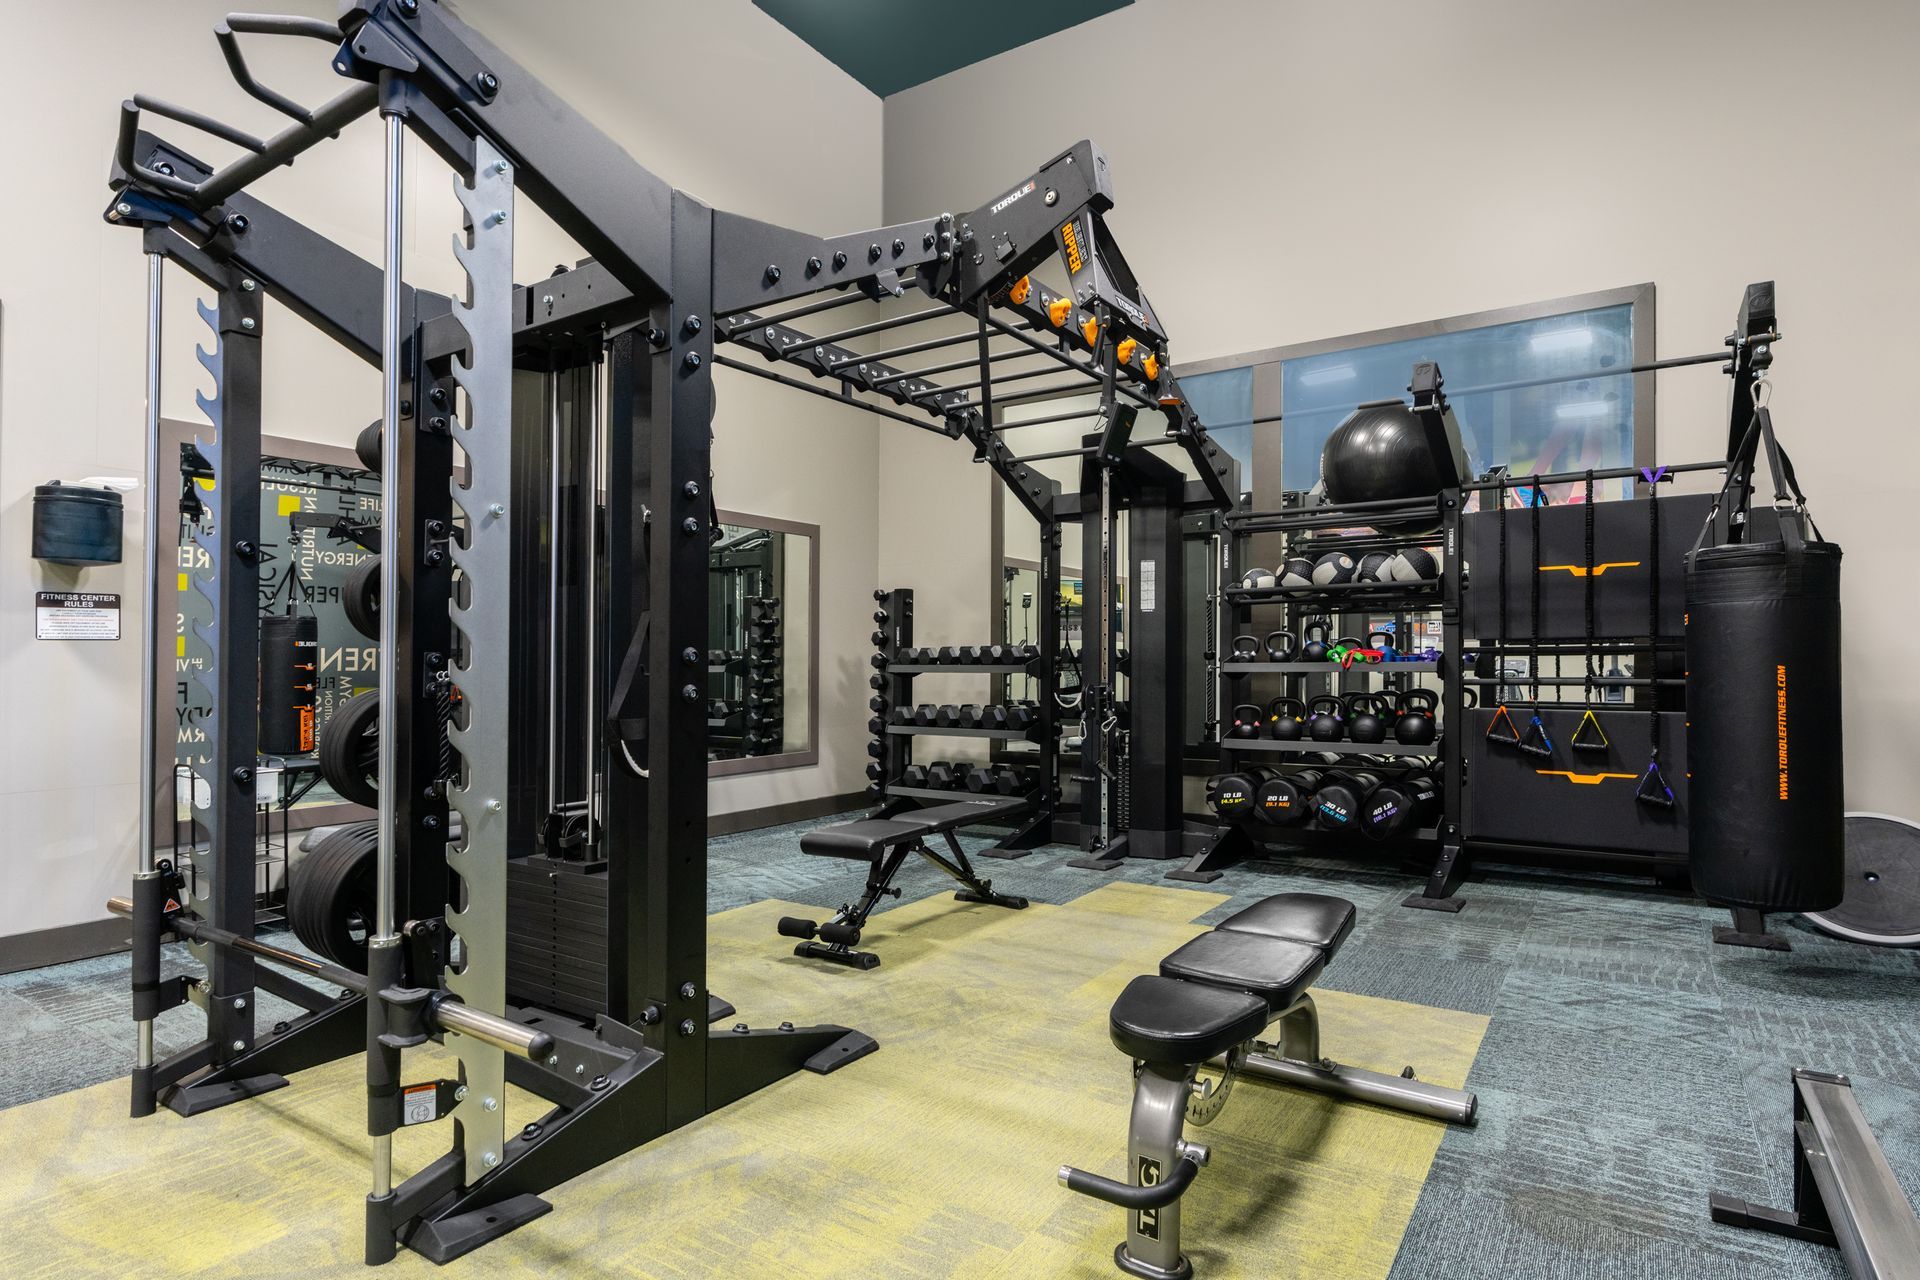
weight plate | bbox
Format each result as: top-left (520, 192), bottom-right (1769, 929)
top-left (343, 556), bottom-right (380, 641)
top-left (1802, 812), bottom-right (1920, 947)
top-left (319, 692), bottom-right (380, 808)
top-left (288, 820), bottom-right (378, 971)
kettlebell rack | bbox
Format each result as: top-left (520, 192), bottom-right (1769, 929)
top-left (1175, 479), bottom-right (1468, 908)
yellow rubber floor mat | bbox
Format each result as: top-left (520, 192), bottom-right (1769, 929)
top-left (0, 882), bottom-right (1486, 1279)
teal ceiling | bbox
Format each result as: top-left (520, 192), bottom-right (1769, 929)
top-left (753, 0), bottom-right (1133, 97)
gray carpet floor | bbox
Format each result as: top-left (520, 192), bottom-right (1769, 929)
top-left (5, 816), bottom-right (1916, 1279)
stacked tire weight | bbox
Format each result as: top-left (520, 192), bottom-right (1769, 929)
top-left (1207, 758), bottom-right (1442, 845)
top-left (742, 596), bottom-right (783, 756)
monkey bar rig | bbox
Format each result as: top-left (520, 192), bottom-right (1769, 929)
top-left (106, 0), bottom-right (1237, 1265)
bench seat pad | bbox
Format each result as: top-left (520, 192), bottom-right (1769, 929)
top-left (1159, 929), bottom-right (1324, 1012)
top-left (1214, 893), bottom-right (1356, 955)
top-left (1109, 975), bottom-right (1271, 1066)
top-left (799, 819), bottom-right (928, 860)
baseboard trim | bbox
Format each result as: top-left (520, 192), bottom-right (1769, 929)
top-left (0, 916), bottom-right (135, 975)
top-left (709, 791), bottom-right (866, 837)
top-left (2, 793), bottom-right (868, 974)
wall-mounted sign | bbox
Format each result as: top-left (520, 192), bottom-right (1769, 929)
top-left (36, 591), bottom-right (120, 640)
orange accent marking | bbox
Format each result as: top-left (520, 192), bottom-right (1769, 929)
top-left (1116, 337), bottom-right (1137, 366)
top-left (1535, 770), bottom-right (1637, 785)
top-left (1047, 297), bottom-right (1073, 328)
top-left (1537, 561), bottom-right (1642, 578)
top-left (1142, 353), bottom-right (1160, 379)
top-left (1082, 316), bottom-right (1101, 347)
top-left (1008, 275), bottom-right (1031, 306)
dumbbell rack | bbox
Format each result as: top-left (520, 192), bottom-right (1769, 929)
top-left (743, 596), bottom-right (783, 756)
top-left (1175, 488), bottom-right (1469, 910)
top-left (867, 587), bottom-right (1059, 857)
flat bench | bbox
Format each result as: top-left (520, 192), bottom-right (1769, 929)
top-left (1061, 892), bottom-right (1477, 1280)
top-left (777, 797), bottom-right (1031, 969)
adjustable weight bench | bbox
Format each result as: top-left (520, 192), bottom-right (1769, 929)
top-left (1060, 892), bottom-right (1478, 1280)
top-left (778, 797), bottom-right (1031, 969)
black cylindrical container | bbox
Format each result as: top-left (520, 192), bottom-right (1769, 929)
top-left (260, 614), bottom-right (319, 755)
top-left (1685, 538), bottom-right (1844, 911)
top-left (32, 483), bottom-right (124, 565)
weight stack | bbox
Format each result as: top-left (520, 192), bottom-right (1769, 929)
top-left (259, 613), bottom-right (319, 755)
top-left (1685, 536), bottom-right (1844, 912)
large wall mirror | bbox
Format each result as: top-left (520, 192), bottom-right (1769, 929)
top-left (708, 510), bottom-right (818, 775)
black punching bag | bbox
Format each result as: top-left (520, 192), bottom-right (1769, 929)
top-left (260, 613), bottom-right (319, 756)
top-left (1685, 410), bottom-right (1844, 913)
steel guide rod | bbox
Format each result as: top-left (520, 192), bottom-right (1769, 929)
top-left (135, 250), bottom-right (164, 1075)
top-left (546, 368), bottom-right (564, 809)
top-left (370, 107), bottom-right (405, 1206)
top-left (981, 314), bottom-right (1156, 410)
top-left (583, 352), bottom-right (603, 842)
top-left (865, 344), bottom-right (1044, 389)
top-left (718, 276), bottom-right (916, 333)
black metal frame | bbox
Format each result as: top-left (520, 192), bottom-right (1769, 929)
top-left (105, 0), bottom-right (1239, 1264)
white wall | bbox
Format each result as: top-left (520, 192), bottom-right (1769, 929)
top-left (882, 0), bottom-right (1920, 813)
top-left (0, 0), bottom-right (883, 938)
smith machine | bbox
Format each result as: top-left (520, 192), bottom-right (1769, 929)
top-left (106, 0), bottom-right (1236, 1263)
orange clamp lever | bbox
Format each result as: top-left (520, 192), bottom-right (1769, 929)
top-left (1142, 352), bottom-right (1160, 379)
top-left (1082, 316), bottom-right (1101, 347)
top-left (1008, 275), bottom-right (1031, 306)
top-left (1047, 297), bottom-right (1073, 328)
top-left (1116, 337), bottom-right (1137, 366)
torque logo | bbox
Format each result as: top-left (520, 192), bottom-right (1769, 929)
top-left (1061, 219), bottom-right (1085, 274)
top-left (1538, 561), bottom-right (1641, 577)
top-left (992, 180), bottom-right (1035, 215)
top-left (1536, 770), bottom-right (1636, 785)
top-left (1776, 664), bottom-right (1788, 799)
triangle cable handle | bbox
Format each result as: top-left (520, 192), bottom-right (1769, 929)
top-left (1517, 713), bottom-right (1554, 759)
top-left (1485, 703), bottom-right (1521, 746)
top-left (1571, 707), bottom-right (1611, 753)
top-left (1635, 755), bottom-right (1677, 809)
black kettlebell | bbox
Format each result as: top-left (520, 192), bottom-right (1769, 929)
top-left (1265, 630), bottom-right (1298, 662)
top-left (1299, 619), bottom-right (1332, 664)
top-left (1347, 692), bottom-right (1388, 744)
top-left (1368, 629), bottom-right (1398, 660)
top-left (1394, 688), bottom-right (1438, 746)
top-left (1306, 694), bottom-right (1346, 742)
top-left (1228, 703), bottom-right (1263, 739)
top-left (1265, 695), bottom-right (1307, 741)
top-left (1229, 635), bottom-right (1263, 661)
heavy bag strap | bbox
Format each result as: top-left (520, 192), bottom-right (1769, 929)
top-left (1694, 398), bottom-right (1823, 556)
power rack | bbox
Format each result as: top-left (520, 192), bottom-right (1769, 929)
top-left (105, 0), bottom-right (1239, 1264)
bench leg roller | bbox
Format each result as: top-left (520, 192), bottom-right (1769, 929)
top-left (775, 917), bottom-right (818, 940)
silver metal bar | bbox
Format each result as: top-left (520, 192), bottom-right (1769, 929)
top-left (370, 110), bottom-right (406, 1203)
top-left (135, 251), bottom-right (164, 1073)
top-left (1239, 1050), bottom-right (1478, 1126)
top-left (582, 356), bottom-right (602, 842)
top-left (432, 1001), bottom-right (553, 1061)
top-left (546, 370), bottom-right (563, 809)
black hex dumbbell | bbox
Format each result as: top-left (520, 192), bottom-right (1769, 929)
top-left (977, 705), bottom-right (1010, 730)
top-left (868, 673), bottom-right (886, 691)
top-left (913, 704), bottom-right (939, 727)
top-left (936, 646), bottom-right (964, 664)
top-left (888, 706), bottom-right (911, 726)
top-left (867, 716), bottom-right (885, 736)
top-left (1006, 704), bottom-right (1037, 731)
top-left (934, 704), bottom-right (963, 728)
top-left (869, 695), bottom-right (888, 714)
top-left (866, 739), bottom-right (885, 759)
top-left (927, 761), bottom-right (961, 789)
top-left (866, 762), bottom-right (883, 781)
top-left (902, 764), bottom-right (929, 788)
top-left (964, 767), bottom-right (997, 793)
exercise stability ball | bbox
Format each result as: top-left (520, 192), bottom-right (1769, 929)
top-left (1686, 527), bottom-right (1845, 914)
top-left (1319, 399), bottom-right (1444, 533)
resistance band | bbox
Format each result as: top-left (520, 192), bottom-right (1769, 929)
top-left (1637, 470), bottom-right (1674, 807)
top-left (1572, 470), bottom-right (1610, 753)
top-left (1485, 474), bottom-right (1521, 748)
top-left (1517, 476), bottom-right (1553, 758)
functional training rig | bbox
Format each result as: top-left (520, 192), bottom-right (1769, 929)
top-left (108, 1), bottom-right (1235, 1263)
top-left (1060, 893), bottom-right (1476, 1280)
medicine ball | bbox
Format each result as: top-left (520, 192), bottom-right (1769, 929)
top-left (1319, 399), bottom-right (1446, 534)
top-left (1389, 544), bottom-right (1441, 583)
top-left (1240, 566), bottom-right (1278, 591)
top-left (1355, 551), bottom-right (1393, 583)
top-left (1311, 552), bottom-right (1355, 586)
top-left (1278, 557), bottom-right (1315, 591)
